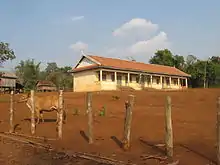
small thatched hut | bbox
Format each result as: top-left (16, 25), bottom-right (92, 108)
top-left (36, 80), bottom-right (57, 92)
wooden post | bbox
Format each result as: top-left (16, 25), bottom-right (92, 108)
top-left (87, 92), bottom-right (93, 144)
top-left (217, 97), bottom-right (220, 165)
top-left (30, 90), bottom-right (36, 135)
top-left (9, 91), bottom-right (14, 133)
top-left (122, 95), bottom-right (134, 151)
top-left (57, 90), bottom-right (63, 139)
top-left (165, 96), bottom-right (173, 158)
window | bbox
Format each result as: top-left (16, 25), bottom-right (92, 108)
top-left (147, 76), bottom-right (151, 84)
top-left (156, 78), bottom-right (160, 84)
top-left (97, 72), bottom-right (100, 81)
top-left (111, 74), bottom-right (115, 81)
top-left (129, 75), bottom-right (132, 82)
top-left (141, 76), bottom-right (145, 83)
top-left (102, 74), bottom-right (106, 81)
top-left (125, 75), bottom-right (128, 83)
top-left (136, 75), bottom-right (139, 83)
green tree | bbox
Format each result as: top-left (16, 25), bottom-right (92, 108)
top-left (45, 62), bottom-right (58, 73)
top-left (45, 62), bottom-right (60, 88)
top-left (149, 49), bottom-right (219, 88)
top-left (15, 59), bottom-right (41, 91)
top-left (149, 49), bottom-right (174, 66)
top-left (44, 63), bottom-right (73, 89)
top-left (59, 66), bottom-right (73, 89)
top-left (173, 55), bottom-right (185, 71)
top-left (209, 56), bottom-right (220, 87)
top-left (149, 49), bottom-right (185, 71)
top-left (0, 42), bottom-right (16, 65)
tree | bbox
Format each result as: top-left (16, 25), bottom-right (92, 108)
top-left (185, 55), bottom-right (197, 66)
top-left (209, 56), bottom-right (220, 87)
top-left (44, 62), bottom-right (73, 89)
top-left (149, 49), bottom-right (174, 66)
top-left (149, 50), bottom-right (220, 88)
top-left (0, 42), bottom-right (16, 66)
top-left (59, 66), bottom-right (73, 89)
top-left (210, 56), bottom-right (220, 64)
top-left (45, 62), bottom-right (58, 73)
top-left (149, 49), bottom-right (185, 70)
top-left (15, 59), bottom-right (41, 91)
top-left (173, 55), bottom-right (185, 71)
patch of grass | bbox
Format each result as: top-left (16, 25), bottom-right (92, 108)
top-left (99, 105), bottom-right (106, 116)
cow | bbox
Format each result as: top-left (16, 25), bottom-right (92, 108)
top-left (18, 93), bottom-right (67, 124)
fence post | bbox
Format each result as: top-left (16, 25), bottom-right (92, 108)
top-left (57, 90), bottom-right (63, 139)
top-left (30, 90), bottom-right (36, 135)
top-left (9, 91), bottom-right (14, 133)
top-left (165, 96), bottom-right (173, 158)
top-left (122, 95), bottom-right (134, 151)
top-left (217, 97), bottom-right (220, 165)
top-left (87, 92), bottom-right (93, 144)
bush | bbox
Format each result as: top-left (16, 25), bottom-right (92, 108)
top-left (112, 95), bottom-right (120, 100)
top-left (73, 108), bottom-right (80, 115)
top-left (99, 106), bottom-right (106, 116)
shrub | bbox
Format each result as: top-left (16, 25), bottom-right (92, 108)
top-left (112, 95), bottom-right (120, 100)
top-left (99, 106), bottom-right (106, 116)
top-left (73, 108), bottom-right (80, 116)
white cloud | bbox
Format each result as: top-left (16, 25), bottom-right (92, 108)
top-left (129, 31), bottom-right (170, 55)
top-left (106, 18), bottom-right (171, 59)
top-left (105, 31), bottom-right (171, 60)
top-left (69, 41), bottom-right (88, 52)
top-left (70, 18), bottom-right (171, 60)
top-left (112, 18), bottom-right (159, 38)
top-left (71, 16), bottom-right (84, 21)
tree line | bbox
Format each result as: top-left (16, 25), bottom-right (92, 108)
top-left (0, 42), bottom-right (73, 91)
top-left (149, 49), bottom-right (220, 88)
top-left (0, 42), bottom-right (220, 90)
top-left (15, 60), bottom-right (73, 91)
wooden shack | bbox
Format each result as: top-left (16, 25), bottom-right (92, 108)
top-left (36, 80), bottom-right (57, 92)
top-left (0, 67), bottom-right (17, 93)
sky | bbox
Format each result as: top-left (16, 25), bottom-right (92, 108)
top-left (0, 0), bottom-right (220, 70)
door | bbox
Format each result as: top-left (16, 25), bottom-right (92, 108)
top-left (125, 75), bottom-right (128, 86)
top-left (117, 75), bottom-right (122, 86)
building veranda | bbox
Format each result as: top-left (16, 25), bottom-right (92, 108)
top-left (70, 53), bottom-right (191, 92)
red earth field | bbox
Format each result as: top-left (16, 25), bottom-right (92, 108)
top-left (0, 88), bottom-right (220, 165)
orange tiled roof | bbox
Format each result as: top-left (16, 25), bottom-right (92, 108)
top-left (73, 55), bottom-right (190, 77)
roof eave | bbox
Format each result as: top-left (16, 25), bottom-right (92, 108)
top-left (73, 52), bottom-right (101, 69)
top-left (70, 65), bottom-right (191, 77)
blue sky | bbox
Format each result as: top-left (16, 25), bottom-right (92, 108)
top-left (0, 0), bottom-right (220, 70)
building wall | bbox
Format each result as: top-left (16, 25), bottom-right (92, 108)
top-left (73, 69), bottom-right (187, 92)
top-left (0, 78), bottom-right (16, 88)
top-left (100, 73), bottom-right (117, 90)
top-left (170, 78), bottom-right (180, 89)
top-left (73, 70), bottom-right (101, 92)
top-left (101, 72), bottom-right (141, 90)
top-left (72, 56), bottom-right (187, 92)
top-left (127, 74), bottom-right (141, 90)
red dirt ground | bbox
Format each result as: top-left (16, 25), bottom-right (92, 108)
top-left (0, 88), bottom-right (220, 165)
